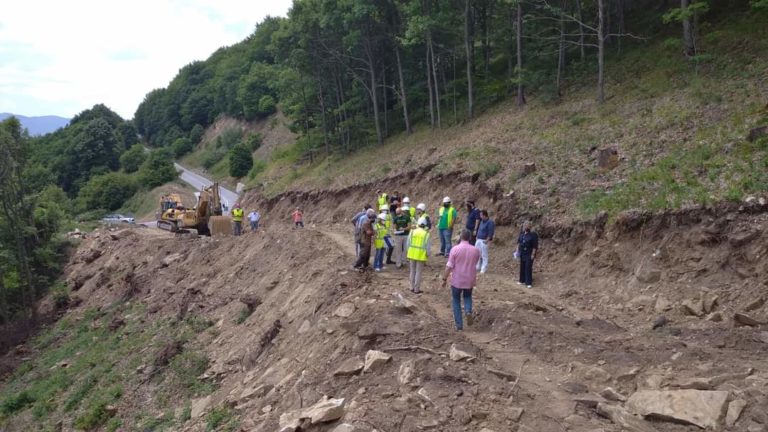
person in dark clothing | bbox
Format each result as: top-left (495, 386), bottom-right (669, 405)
top-left (515, 221), bottom-right (539, 288)
top-left (353, 210), bottom-right (376, 270)
top-left (465, 200), bottom-right (481, 245)
top-left (389, 191), bottom-right (401, 214)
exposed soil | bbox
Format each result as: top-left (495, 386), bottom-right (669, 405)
top-left (2, 182), bottom-right (767, 431)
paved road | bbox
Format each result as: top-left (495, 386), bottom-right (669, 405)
top-left (174, 163), bottom-right (239, 212)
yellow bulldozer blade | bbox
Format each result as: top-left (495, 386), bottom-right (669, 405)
top-left (209, 216), bottom-right (233, 236)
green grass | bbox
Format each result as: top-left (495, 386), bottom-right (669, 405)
top-left (205, 407), bottom-right (238, 432)
top-left (0, 304), bottom-right (219, 431)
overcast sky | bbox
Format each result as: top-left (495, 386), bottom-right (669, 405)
top-left (0, 0), bottom-right (293, 120)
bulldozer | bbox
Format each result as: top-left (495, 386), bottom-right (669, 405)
top-left (157, 183), bottom-right (231, 235)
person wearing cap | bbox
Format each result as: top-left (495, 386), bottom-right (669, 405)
top-left (392, 206), bottom-right (412, 268)
top-left (465, 200), bottom-right (481, 245)
top-left (415, 203), bottom-right (432, 230)
top-left (437, 197), bottom-right (458, 256)
top-left (353, 210), bottom-right (377, 271)
top-left (407, 216), bottom-right (431, 293)
top-left (442, 229), bottom-right (481, 330)
top-left (352, 204), bottom-right (372, 257)
top-left (232, 203), bottom-right (244, 236)
top-left (373, 213), bottom-right (389, 271)
top-left (403, 197), bottom-right (416, 219)
top-left (515, 220), bottom-right (539, 288)
top-left (475, 210), bottom-right (495, 274)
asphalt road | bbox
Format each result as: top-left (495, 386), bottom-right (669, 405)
top-left (174, 163), bottom-right (239, 212)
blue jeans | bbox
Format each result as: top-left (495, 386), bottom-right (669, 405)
top-left (439, 229), bottom-right (453, 255)
top-left (451, 287), bottom-right (473, 330)
top-left (520, 257), bottom-right (534, 286)
top-left (250, 220), bottom-right (259, 231)
top-left (374, 248), bottom-right (385, 270)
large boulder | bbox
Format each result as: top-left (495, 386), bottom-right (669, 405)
top-left (626, 390), bottom-right (729, 429)
top-left (363, 350), bottom-right (392, 372)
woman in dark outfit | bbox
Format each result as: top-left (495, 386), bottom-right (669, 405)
top-left (515, 221), bottom-right (538, 288)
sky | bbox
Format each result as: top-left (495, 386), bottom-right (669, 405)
top-left (0, 0), bottom-right (293, 120)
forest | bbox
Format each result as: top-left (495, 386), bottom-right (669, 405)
top-left (0, 106), bottom-right (176, 328)
top-left (134, 0), bottom-right (765, 161)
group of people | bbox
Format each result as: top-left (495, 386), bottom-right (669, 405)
top-left (230, 204), bottom-right (261, 236)
top-left (351, 190), bottom-right (539, 331)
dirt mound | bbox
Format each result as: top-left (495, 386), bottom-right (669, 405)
top-left (2, 189), bottom-right (768, 431)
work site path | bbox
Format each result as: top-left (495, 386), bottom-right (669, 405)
top-left (317, 226), bottom-right (590, 430)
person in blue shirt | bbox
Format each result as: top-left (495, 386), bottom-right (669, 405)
top-left (515, 221), bottom-right (539, 288)
top-left (475, 210), bottom-right (495, 274)
top-left (465, 200), bottom-right (481, 245)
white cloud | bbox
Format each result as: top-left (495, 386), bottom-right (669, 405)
top-left (0, 0), bottom-right (292, 119)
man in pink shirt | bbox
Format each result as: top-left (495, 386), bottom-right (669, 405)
top-left (442, 229), bottom-right (481, 331)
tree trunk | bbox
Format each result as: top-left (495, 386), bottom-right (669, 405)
top-left (515, 1), bottom-right (526, 106)
top-left (556, 0), bottom-right (566, 97)
top-left (681, 0), bottom-right (696, 57)
top-left (597, 0), bottom-right (606, 103)
top-left (382, 64), bottom-right (388, 138)
top-left (465, 0), bottom-right (475, 119)
top-left (482, 0), bottom-right (492, 77)
top-left (576, 0), bottom-right (586, 61)
top-left (426, 40), bottom-right (436, 128)
top-left (429, 37), bottom-right (442, 127)
top-left (394, 46), bottom-right (412, 134)
top-left (363, 35), bottom-right (383, 145)
top-left (617, 0), bottom-right (626, 53)
top-left (315, 77), bottom-right (330, 156)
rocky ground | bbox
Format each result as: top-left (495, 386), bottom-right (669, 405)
top-left (1, 185), bottom-right (768, 431)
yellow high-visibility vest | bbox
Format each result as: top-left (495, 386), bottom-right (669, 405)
top-left (438, 206), bottom-right (455, 229)
top-left (377, 193), bottom-right (388, 208)
top-left (232, 208), bottom-right (244, 222)
top-left (407, 228), bottom-right (429, 262)
top-left (374, 222), bottom-right (388, 249)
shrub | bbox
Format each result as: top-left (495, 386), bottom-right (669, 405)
top-left (229, 145), bottom-right (253, 178)
top-left (245, 133), bottom-right (263, 152)
top-left (76, 172), bottom-right (139, 212)
top-left (138, 148), bottom-right (178, 188)
top-left (119, 144), bottom-right (147, 173)
top-left (248, 160), bottom-right (268, 179)
top-left (171, 138), bottom-right (194, 158)
top-left (189, 124), bottom-right (205, 144)
top-left (257, 95), bottom-right (277, 118)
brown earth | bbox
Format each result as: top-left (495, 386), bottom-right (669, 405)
top-left (3, 178), bottom-right (768, 431)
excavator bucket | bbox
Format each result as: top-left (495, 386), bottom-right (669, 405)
top-left (209, 216), bottom-right (232, 236)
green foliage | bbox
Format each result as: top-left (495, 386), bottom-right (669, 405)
top-left (228, 144), bottom-right (253, 178)
top-left (245, 133), bottom-right (263, 152)
top-left (662, 1), bottom-right (710, 23)
top-left (76, 172), bottom-right (139, 212)
top-left (753, 0), bottom-right (768, 8)
top-left (172, 137), bottom-right (194, 158)
top-left (234, 307), bottom-right (253, 324)
top-left (257, 95), bottom-right (277, 118)
top-left (139, 148), bottom-right (178, 188)
top-left (0, 391), bottom-right (35, 417)
top-left (248, 159), bottom-right (268, 179)
top-left (189, 124), bottom-right (205, 144)
top-left (167, 350), bottom-right (214, 397)
top-left (120, 144), bottom-right (147, 173)
top-left (206, 407), bottom-right (238, 432)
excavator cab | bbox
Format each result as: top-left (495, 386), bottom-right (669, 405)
top-left (157, 183), bottom-right (231, 236)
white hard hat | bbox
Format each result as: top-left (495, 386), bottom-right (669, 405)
top-left (403, 197), bottom-right (411, 203)
top-left (417, 216), bottom-right (428, 227)
top-left (443, 196), bottom-right (451, 204)
top-left (379, 205), bottom-right (389, 211)
top-left (417, 203), bottom-right (426, 211)
top-left (377, 213), bottom-right (387, 221)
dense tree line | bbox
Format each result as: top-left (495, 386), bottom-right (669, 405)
top-left (134, 0), bottom-right (760, 161)
top-left (0, 106), bottom-right (177, 323)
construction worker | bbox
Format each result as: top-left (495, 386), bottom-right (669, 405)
top-left (352, 205), bottom-right (372, 257)
top-left (403, 197), bottom-right (417, 219)
top-left (415, 203), bottom-right (432, 230)
top-left (437, 197), bottom-right (458, 256)
top-left (373, 213), bottom-right (389, 272)
top-left (392, 207), bottom-right (411, 268)
top-left (232, 204), bottom-right (244, 236)
top-left (382, 204), bottom-right (396, 265)
top-left (377, 190), bottom-right (388, 209)
top-left (407, 217), bottom-right (431, 294)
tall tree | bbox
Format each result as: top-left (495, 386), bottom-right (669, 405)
top-left (465, 0), bottom-right (476, 118)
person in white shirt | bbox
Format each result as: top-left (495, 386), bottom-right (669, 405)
top-left (248, 210), bottom-right (261, 232)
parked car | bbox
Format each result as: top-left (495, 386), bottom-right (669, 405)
top-left (101, 214), bottom-right (135, 224)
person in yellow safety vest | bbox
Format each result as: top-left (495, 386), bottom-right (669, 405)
top-left (403, 197), bottom-right (416, 219)
top-left (232, 204), bottom-right (244, 236)
top-left (377, 189), bottom-right (388, 209)
top-left (437, 196), bottom-right (457, 256)
top-left (380, 204), bottom-right (395, 264)
top-left (407, 217), bottom-right (431, 294)
top-left (373, 213), bottom-right (389, 272)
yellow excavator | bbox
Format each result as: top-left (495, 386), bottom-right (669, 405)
top-left (157, 183), bottom-right (230, 235)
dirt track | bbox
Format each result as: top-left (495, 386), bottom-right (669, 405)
top-left (3, 188), bottom-right (768, 431)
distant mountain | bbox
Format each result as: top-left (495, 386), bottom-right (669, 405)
top-left (0, 113), bottom-right (70, 136)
